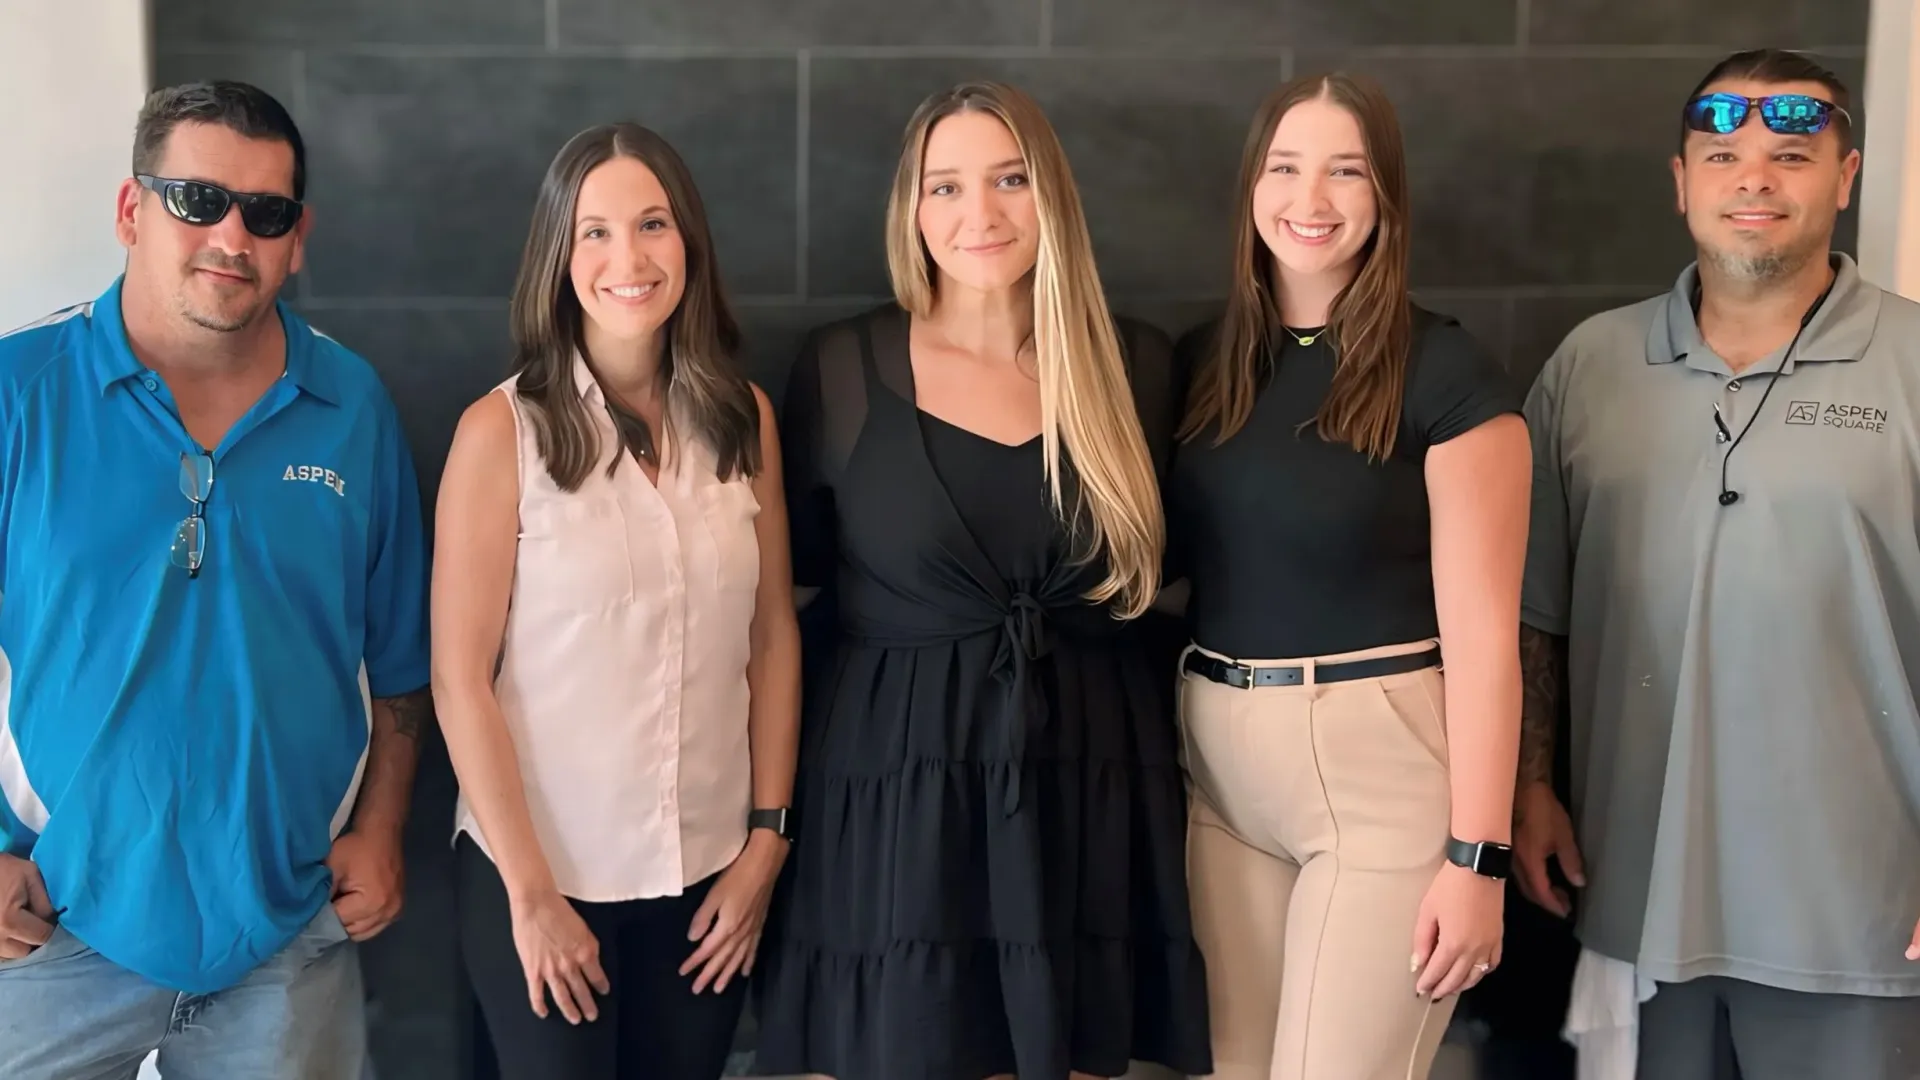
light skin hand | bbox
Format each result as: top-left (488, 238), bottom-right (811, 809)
top-left (327, 688), bottom-right (429, 942)
top-left (326, 828), bottom-right (405, 941)
top-left (680, 831), bottom-right (789, 995)
top-left (512, 886), bottom-right (610, 1024)
top-left (1512, 780), bottom-right (1585, 918)
top-left (0, 853), bottom-right (55, 961)
top-left (1413, 863), bottom-right (1506, 998)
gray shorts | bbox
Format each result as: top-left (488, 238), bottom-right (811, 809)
top-left (1640, 975), bottom-right (1920, 1080)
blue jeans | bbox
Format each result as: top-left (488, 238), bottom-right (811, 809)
top-left (0, 903), bottom-right (365, 1080)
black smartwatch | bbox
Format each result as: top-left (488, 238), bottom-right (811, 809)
top-left (1446, 837), bottom-right (1512, 880)
top-left (748, 807), bottom-right (792, 843)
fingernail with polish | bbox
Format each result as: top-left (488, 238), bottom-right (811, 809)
top-left (1906, 944), bottom-right (1919, 960)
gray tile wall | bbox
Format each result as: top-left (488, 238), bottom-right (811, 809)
top-left (149, 2), bottom-right (1870, 1077)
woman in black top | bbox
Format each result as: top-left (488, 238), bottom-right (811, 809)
top-left (749, 81), bottom-right (1212, 1080)
top-left (1167, 73), bottom-right (1530, 1079)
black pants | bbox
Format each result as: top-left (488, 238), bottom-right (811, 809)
top-left (459, 835), bottom-right (748, 1080)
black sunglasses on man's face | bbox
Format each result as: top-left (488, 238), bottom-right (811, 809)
top-left (135, 174), bottom-right (304, 239)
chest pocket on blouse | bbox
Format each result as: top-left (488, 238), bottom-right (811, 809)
top-left (516, 495), bottom-right (634, 608)
top-left (696, 480), bottom-right (761, 595)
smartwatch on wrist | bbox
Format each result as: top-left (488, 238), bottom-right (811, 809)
top-left (749, 807), bottom-right (792, 843)
top-left (1446, 837), bottom-right (1512, 880)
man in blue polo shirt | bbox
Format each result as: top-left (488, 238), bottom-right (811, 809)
top-left (0, 81), bottom-right (430, 1078)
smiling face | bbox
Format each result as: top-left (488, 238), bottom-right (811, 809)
top-left (117, 120), bottom-right (307, 334)
top-left (914, 109), bottom-right (1041, 294)
top-left (1673, 76), bottom-right (1860, 283)
top-left (1252, 94), bottom-right (1380, 291)
top-left (568, 154), bottom-right (688, 345)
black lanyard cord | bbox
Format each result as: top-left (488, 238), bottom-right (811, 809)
top-left (1714, 279), bottom-right (1834, 507)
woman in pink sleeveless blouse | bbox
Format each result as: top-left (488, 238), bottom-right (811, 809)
top-left (429, 122), bottom-right (801, 1080)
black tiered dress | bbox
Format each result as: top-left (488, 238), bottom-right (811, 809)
top-left (750, 305), bottom-right (1212, 1080)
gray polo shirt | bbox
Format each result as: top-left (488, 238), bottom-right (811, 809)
top-left (1523, 253), bottom-right (1920, 997)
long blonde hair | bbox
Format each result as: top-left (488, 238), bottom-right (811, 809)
top-left (885, 81), bottom-right (1163, 618)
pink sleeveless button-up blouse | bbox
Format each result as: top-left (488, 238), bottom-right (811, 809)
top-left (453, 356), bottom-right (760, 901)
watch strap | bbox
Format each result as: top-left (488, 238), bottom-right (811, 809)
top-left (748, 807), bottom-right (791, 841)
top-left (1446, 837), bottom-right (1512, 879)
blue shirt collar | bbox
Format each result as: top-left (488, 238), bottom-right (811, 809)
top-left (88, 275), bottom-right (342, 406)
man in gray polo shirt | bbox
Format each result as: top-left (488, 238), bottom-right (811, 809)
top-left (1515, 48), bottom-right (1920, 1077)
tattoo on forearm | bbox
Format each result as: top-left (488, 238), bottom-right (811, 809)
top-left (379, 689), bottom-right (433, 741)
top-left (1518, 625), bottom-right (1565, 787)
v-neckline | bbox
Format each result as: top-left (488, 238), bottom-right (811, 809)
top-left (621, 442), bottom-right (663, 490)
top-left (916, 406), bottom-right (1042, 452)
top-left (573, 351), bottom-right (671, 494)
top-left (892, 307), bottom-right (1044, 449)
top-left (598, 390), bottom-right (678, 497)
top-left (870, 306), bottom-right (1070, 606)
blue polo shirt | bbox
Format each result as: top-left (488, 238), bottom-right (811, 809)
top-left (0, 278), bottom-right (430, 994)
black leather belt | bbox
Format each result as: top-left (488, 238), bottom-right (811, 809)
top-left (1182, 645), bottom-right (1441, 689)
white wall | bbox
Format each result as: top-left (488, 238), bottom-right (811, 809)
top-left (1861, 0), bottom-right (1920, 301)
top-left (0, 4), bottom-right (160, 1076)
top-left (0, 0), bottom-right (151, 332)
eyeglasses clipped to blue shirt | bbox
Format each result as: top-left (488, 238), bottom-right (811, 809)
top-left (172, 451), bottom-right (214, 578)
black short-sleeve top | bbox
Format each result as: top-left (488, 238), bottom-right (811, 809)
top-left (1167, 306), bottom-right (1523, 660)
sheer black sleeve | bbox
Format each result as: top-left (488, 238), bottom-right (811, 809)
top-left (1116, 316), bottom-right (1180, 487)
top-left (781, 331), bottom-right (837, 590)
top-left (1160, 318), bottom-right (1219, 585)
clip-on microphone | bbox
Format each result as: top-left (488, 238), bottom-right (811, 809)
top-left (1714, 283), bottom-right (1831, 507)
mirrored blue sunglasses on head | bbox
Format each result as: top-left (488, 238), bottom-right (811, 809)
top-left (1684, 92), bottom-right (1850, 136)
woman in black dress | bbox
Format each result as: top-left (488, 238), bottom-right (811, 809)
top-left (749, 81), bottom-right (1213, 1080)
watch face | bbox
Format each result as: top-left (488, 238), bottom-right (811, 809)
top-left (1472, 844), bottom-right (1512, 878)
top-left (1451, 839), bottom-right (1511, 878)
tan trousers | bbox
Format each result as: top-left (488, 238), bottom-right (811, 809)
top-left (1179, 640), bottom-right (1456, 1080)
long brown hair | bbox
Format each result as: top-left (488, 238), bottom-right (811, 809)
top-left (1179, 72), bottom-right (1415, 460)
top-left (886, 82), bottom-right (1164, 619)
top-left (507, 122), bottom-right (759, 490)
